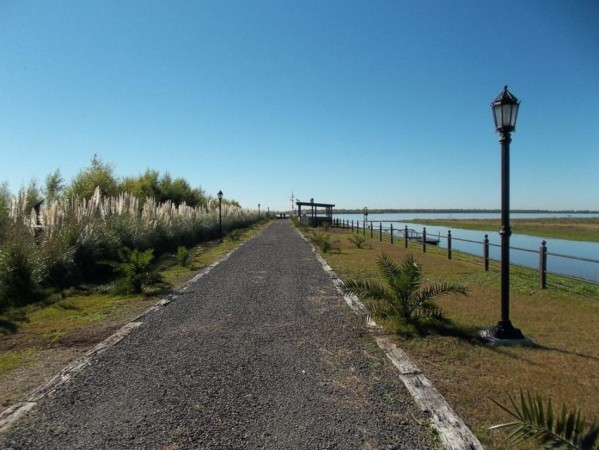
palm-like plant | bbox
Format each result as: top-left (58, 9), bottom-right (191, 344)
top-left (343, 254), bottom-right (467, 324)
top-left (490, 390), bottom-right (599, 450)
top-left (115, 247), bottom-right (162, 294)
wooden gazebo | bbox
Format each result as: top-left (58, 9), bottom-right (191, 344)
top-left (296, 199), bottom-right (335, 227)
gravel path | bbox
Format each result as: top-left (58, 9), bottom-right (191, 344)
top-left (1, 221), bottom-right (434, 449)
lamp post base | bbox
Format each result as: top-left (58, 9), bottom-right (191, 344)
top-left (480, 322), bottom-right (533, 346)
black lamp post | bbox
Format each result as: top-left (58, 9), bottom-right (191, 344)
top-left (217, 190), bottom-right (223, 243)
top-left (485, 86), bottom-right (527, 342)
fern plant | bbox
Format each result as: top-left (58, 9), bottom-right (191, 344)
top-left (490, 390), bottom-right (599, 449)
top-left (343, 254), bottom-right (467, 324)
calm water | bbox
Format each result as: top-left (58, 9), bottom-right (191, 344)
top-left (334, 213), bottom-right (599, 283)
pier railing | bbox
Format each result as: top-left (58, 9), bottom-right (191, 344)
top-left (332, 218), bottom-right (599, 287)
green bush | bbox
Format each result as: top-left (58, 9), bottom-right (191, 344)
top-left (343, 254), bottom-right (468, 326)
top-left (176, 246), bottom-right (191, 267)
top-left (114, 247), bottom-right (163, 294)
top-left (348, 233), bottom-right (368, 249)
top-left (310, 231), bottom-right (336, 253)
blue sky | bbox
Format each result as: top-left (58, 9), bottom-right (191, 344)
top-left (1, 1), bottom-right (598, 211)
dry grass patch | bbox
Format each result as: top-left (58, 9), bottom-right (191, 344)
top-left (312, 227), bottom-right (599, 450)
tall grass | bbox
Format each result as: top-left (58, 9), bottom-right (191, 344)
top-left (0, 187), bottom-right (258, 310)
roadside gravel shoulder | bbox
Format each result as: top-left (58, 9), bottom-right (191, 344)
top-left (1, 220), bottom-right (436, 449)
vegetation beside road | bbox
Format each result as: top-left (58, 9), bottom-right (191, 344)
top-left (404, 217), bottom-right (599, 242)
top-left (0, 156), bottom-right (268, 411)
top-left (304, 225), bottom-right (599, 450)
top-left (0, 221), bottom-right (268, 411)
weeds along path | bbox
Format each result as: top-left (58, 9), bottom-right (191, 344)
top-left (1, 220), bottom-right (433, 449)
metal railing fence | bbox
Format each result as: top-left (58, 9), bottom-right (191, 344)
top-left (332, 218), bottom-right (599, 287)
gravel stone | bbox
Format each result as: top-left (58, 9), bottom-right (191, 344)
top-left (1, 221), bottom-right (435, 449)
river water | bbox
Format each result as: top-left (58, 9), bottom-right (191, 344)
top-left (334, 213), bottom-right (599, 283)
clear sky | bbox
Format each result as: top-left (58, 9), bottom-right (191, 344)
top-left (1, 1), bottom-right (598, 212)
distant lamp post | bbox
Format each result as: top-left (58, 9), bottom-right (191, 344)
top-left (217, 190), bottom-right (223, 243)
top-left (483, 86), bottom-right (529, 343)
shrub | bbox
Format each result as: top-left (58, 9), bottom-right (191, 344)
top-left (490, 389), bottom-right (599, 450)
top-left (228, 229), bottom-right (242, 242)
top-left (310, 231), bottom-right (334, 253)
top-left (114, 247), bottom-right (163, 294)
top-left (348, 233), bottom-right (368, 249)
top-left (343, 254), bottom-right (468, 326)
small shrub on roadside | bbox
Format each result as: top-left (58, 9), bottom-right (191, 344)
top-left (0, 243), bottom-right (40, 310)
top-left (349, 233), bottom-right (368, 249)
top-left (228, 229), bottom-right (242, 242)
top-left (114, 247), bottom-right (163, 294)
top-left (343, 254), bottom-right (468, 329)
top-left (310, 231), bottom-right (339, 253)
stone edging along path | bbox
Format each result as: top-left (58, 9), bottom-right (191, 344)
top-left (301, 229), bottom-right (484, 450)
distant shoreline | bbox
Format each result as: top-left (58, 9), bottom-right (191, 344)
top-left (333, 209), bottom-right (599, 215)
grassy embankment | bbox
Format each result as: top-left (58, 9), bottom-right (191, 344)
top-left (307, 222), bottom-right (599, 450)
top-left (404, 217), bottom-right (599, 242)
top-left (0, 222), bottom-right (268, 411)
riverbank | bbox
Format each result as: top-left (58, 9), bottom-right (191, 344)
top-left (403, 217), bottom-right (599, 242)
top-left (309, 226), bottom-right (599, 449)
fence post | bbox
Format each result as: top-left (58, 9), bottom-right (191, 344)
top-left (390, 224), bottom-right (394, 244)
top-left (370, 223), bottom-right (373, 239)
top-left (379, 223), bottom-right (382, 242)
top-left (540, 240), bottom-right (547, 289)
top-left (447, 230), bottom-right (452, 260)
top-left (422, 227), bottom-right (427, 253)
top-left (484, 234), bottom-right (489, 271)
top-left (351, 220), bottom-right (354, 232)
top-left (363, 220), bottom-right (366, 236)
top-left (404, 225), bottom-right (409, 248)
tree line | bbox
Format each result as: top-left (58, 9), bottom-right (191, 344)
top-left (2, 154), bottom-right (239, 216)
top-left (0, 155), bottom-right (255, 313)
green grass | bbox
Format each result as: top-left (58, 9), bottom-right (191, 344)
top-left (308, 227), bottom-right (599, 450)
